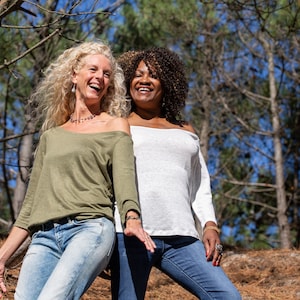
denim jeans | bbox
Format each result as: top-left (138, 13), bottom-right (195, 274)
top-left (15, 217), bottom-right (115, 300)
top-left (111, 233), bottom-right (241, 300)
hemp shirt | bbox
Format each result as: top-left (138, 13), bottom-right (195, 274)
top-left (115, 126), bottom-right (217, 238)
top-left (14, 127), bottom-right (140, 233)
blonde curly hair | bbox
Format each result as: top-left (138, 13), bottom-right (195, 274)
top-left (30, 40), bottom-right (129, 133)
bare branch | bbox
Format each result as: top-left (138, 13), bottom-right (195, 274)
top-left (222, 192), bottom-right (278, 212)
top-left (0, 28), bottom-right (61, 70)
top-left (222, 179), bottom-right (277, 189)
top-left (0, 0), bottom-right (36, 21)
top-left (229, 125), bottom-right (275, 161)
top-left (0, 131), bottom-right (37, 143)
top-left (218, 95), bottom-right (273, 136)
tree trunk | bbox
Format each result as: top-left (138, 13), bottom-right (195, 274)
top-left (260, 33), bottom-right (291, 248)
top-left (13, 118), bottom-right (35, 220)
top-left (199, 84), bottom-right (211, 162)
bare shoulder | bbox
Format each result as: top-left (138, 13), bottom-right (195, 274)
top-left (108, 116), bottom-right (130, 135)
top-left (181, 122), bottom-right (196, 134)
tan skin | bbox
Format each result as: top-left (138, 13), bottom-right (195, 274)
top-left (0, 55), bottom-right (155, 299)
top-left (128, 60), bottom-right (222, 266)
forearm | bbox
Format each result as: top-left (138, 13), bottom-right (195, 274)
top-left (0, 226), bottom-right (29, 265)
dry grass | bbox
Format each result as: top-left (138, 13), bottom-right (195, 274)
top-left (222, 249), bottom-right (300, 300)
top-left (1, 238), bottom-right (299, 300)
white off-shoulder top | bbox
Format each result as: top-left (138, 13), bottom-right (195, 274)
top-left (115, 126), bottom-right (217, 238)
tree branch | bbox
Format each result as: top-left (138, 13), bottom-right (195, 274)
top-left (0, 28), bottom-right (61, 70)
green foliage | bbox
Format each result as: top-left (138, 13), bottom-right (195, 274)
top-left (112, 0), bottom-right (200, 53)
top-left (0, 0), bottom-right (298, 248)
top-left (261, 0), bottom-right (300, 35)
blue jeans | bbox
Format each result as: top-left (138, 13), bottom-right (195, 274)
top-left (111, 233), bottom-right (241, 300)
top-left (15, 217), bottom-right (115, 300)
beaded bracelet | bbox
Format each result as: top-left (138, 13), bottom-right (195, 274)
top-left (203, 226), bottom-right (221, 235)
top-left (125, 215), bottom-right (141, 222)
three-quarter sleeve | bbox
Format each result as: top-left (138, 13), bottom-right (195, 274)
top-left (112, 134), bottom-right (140, 226)
top-left (14, 134), bottom-right (47, 230)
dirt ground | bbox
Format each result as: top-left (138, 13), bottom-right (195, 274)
top-left (1, 241), bottom-right (299, 300)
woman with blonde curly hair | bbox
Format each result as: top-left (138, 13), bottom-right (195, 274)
top-left (33, 41), bottom-right (129, 132)
top-left (0, 41), bottom-right (155, 300)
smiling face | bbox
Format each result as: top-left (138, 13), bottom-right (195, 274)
top-left (72, 54), bottom-right (112, 105)
top-left (130, 60), bottom-right (163, 111)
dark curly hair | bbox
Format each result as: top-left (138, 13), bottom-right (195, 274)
top-left (117, 47), bottom-right (188, 125)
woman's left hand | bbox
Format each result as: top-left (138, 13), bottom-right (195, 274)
top-left (124, 218), bottom-right (156, 253)
top-left (203, 226), bottom-right (223, 266)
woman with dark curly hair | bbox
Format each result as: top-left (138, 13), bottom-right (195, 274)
top-left (110, 47), bottom-right (241, 300)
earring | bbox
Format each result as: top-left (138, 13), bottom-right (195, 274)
top-left (71, 84), bottom-right (76, 93)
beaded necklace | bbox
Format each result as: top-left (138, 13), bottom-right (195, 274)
top-left (69, 113), bottom-right (96, 123)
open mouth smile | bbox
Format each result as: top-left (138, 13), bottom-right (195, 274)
top-left (89, 84), bottom-right (102, 92)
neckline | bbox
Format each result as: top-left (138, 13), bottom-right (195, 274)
top-left (130, 125), bottom-right (198, 137)
top-left (55, 126), bottom-right (129, 136)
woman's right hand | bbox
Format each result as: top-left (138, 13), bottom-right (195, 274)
top-left (0, 226), bottom-right (29, 298)
top-left (123, 213), bottom-right (156, 253)
top-left (124, 222), bottom-right (156, 253)
top-left (0, 261), bottom-right (7, 298)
